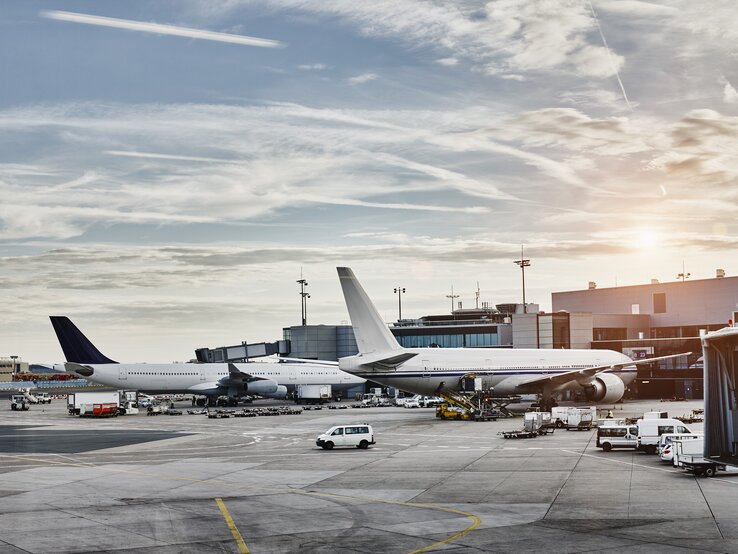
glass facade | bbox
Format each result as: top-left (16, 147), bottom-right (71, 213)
top-left (397, 331), bottom-right (499, 348)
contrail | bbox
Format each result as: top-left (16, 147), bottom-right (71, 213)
top-left (41, 10), bottom-right (285, 49)
top-left (587, 1), bottom-right (632, 111)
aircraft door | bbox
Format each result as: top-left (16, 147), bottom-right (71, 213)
top-left (422, 359), bottom-right (431, 379)
top-left (119, 367), bottom-right (127, 380)
top-left (199, 368), bottom-right (206, 381)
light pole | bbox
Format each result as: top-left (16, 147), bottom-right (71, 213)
top-left (513, 245), bottom-right (531, 313)
top-left (446, 286), bottom-right (459, 315)
top-left (394, 287), bottom-right (405, 321)
top-left (297, 275), bottom-right (310, 326)
top-left (677, 261), bottom-right (690, 282)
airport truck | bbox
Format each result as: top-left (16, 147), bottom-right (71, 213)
top-left (10, 395), bottom-right (30, 411)
top-left (296, 384), bottom-right (332, 405)
top-left (67, 392), bottom-right (120, 416)
top-left (551, 406), bottom-right (597, 430)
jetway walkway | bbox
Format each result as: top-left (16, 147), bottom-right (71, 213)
top-left (703, 326), bottom-right (738, 467)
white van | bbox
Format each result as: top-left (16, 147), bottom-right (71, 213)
top-left (316, 424), bottom-right (375, 450)
top-left (596, 424), bottom-right (638, 451)
top-left (636, 418), bottom-right (693, 454)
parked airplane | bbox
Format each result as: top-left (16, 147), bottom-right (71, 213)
top-left (336, 267), bottom-right (688, 408)
top-left (50, 316), bottom-right (364, 405)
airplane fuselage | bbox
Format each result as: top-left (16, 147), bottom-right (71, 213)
top-left (54, 362), bottom-right (365, 396)
top-left (339, 347), bottom-right (636, 396)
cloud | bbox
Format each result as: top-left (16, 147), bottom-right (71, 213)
top-left (722, 79), bottom-right (738, 104)
top-left (348, 73), bottom-right (378, 85)
top-left (221, 0), bottom-right (622, 78)
top-left (435, 58), bottom-right (458, 66)
top-left (40, 10), bottom-right (285, 48)
top-left (0, 101), bottom-right (520, 240)
top-left (105, 150), bottom-right (236, 163)
top-left (298, 63), bottom-right (327, 70)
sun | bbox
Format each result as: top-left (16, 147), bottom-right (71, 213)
top-left (637, 229), bottom-right (660, 249)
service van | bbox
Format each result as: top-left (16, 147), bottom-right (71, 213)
top-left (596, 423), bottom-right (638, 451)
top-left (316, 424), bottom-right (375, 450)
top-left (636, 418), bottom-right (693, 454)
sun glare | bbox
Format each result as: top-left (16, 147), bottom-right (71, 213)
top-left (637, 230), bottom-right (660, 249)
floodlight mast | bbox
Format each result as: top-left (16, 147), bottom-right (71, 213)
top-left (394, 286), bottom-right (405, 320)
top-left (297, 271), bottom-right (310, 326)
top-left (513, 245), bottom-right (531, 313)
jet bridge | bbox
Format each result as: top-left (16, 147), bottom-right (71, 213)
top-left (703, 326), bottom-right (738, 466)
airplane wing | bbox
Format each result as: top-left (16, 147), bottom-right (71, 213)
top-left (218, 363), bottom-right (268, 386)
top-left (516, 352), bottom-right (691, 390)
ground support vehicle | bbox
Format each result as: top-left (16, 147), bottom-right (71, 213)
top-left (501, 412), bottom-right (555, 439)
top-left (679, 455), bottom-right (727, 477)
top-left (296, 384), bottom-right (332, 405)
top-left (551, 407), bottom-right (597, 430)
top-left (500, 430), bottom-right (539, 439)
top-left (636, 418), bottom-right (694, 454)
top-left (79, 403), bottom-right (118, 417)
top-left (676, 409), bottom-right (704, 424)
top-left (316, 424), bottom-right (374, 450)
top-left (10, 395), bottom-right (29, 411)
top-left (68, 392), bottom-right (120, 416)
top-left (436, 389), bottom-right (519, 421)
top-left (596, 423), bottom-right (638, 451)
top-left (34, 393), bottom-right (52, 404)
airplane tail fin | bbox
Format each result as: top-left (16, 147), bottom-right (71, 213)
top-left (49, 316), bottom-right (117, 364)
top-left (337, 267), bottom-right (402, 355)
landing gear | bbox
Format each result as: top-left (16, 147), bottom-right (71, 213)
top-left (196, 397), bottom-right (207, 407)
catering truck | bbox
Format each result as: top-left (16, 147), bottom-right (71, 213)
top-left (296, 384), bottom-right (332, 405)
top-left (67, 391), bottom-right (120, 417)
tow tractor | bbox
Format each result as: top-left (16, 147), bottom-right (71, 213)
top-left (10, 395), bottom-right (29, 411)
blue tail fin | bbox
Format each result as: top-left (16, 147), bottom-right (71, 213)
top-left (49, 316), bottom-right (117, 364)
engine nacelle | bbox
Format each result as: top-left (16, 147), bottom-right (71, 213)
top-left (583, 373), bottom-right (625, 404)
top-left (244, 379), bottom-right (279, 396)
top-left (264, 385), bottom-right (288, 400)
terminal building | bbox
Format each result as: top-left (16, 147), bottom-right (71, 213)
top-left (548, 271), bottom-right (738, 400)
top-left (0, 357), bottom-right (28, 382)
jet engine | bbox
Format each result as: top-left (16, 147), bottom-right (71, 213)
top-left (265, 385), bottom-right (288, 400)
top-left (583, 373), bottom-right (625, 403)
top-left (244, 379), bottom-right (279, 396)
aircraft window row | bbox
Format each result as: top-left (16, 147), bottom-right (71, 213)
top-left (128, 372), bottom-right (199, 376)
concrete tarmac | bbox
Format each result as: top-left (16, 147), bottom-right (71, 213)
top-left (0, 399), bottom-right (735, 553)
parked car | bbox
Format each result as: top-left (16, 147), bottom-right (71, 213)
top-left (404, 395), bottom-right (422, 408)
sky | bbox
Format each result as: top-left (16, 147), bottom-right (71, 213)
top-left (2, 1), bottom-right (738, 363)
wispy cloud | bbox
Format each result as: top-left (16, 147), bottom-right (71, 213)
top-left (40, 10), bottom-right (285, 48)
top-left (298, 63), bottom-right (327, 70)
top-left (348, 73), bottom-right (377, 85)
top-left (105, 150), bottom-right (236, 163)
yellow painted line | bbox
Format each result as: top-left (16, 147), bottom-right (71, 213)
top-left (406, 504), bottom-right (481, 554)
top-left (215, 497), bottom-right (250, 554)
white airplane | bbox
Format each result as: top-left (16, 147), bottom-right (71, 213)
top-left (50, 316), bottom-right (364, 405)
top-left (336, 267), bottom-right (688, 408)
